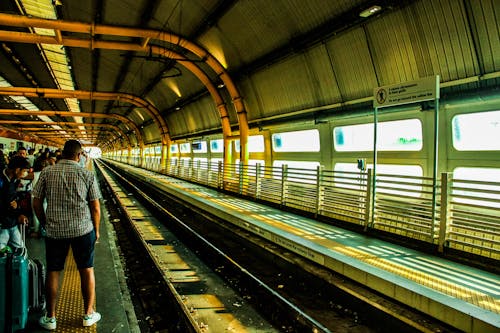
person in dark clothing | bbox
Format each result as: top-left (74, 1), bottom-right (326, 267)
top-left (0, 156), bottom-right (31, 251)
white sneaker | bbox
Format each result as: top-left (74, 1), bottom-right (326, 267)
top-left (39, 315), bottom-right (57, 330)
top-left (83, 311), bottom-right (101, 327)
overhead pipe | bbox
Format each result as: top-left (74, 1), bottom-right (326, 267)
top-left (0, 13), bottom-right (249, 163)
top-left (0, 86), bottom-right (167, 143)
top-left (0, 31), bottom-right (235, 164)
top-left (15, 128), bottom-right (122, 148)
top-left (0, 120), bottom-right (132, 147)
top-left (0, 109), bottom-right (144, 148)
top-left (0, 125), bottom-right (57, 146)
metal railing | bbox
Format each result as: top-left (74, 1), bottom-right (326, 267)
top-left (106, 157), bottom-right (500, 260)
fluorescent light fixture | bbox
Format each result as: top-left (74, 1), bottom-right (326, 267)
top-left (359, 5), bottom-right (382, 18)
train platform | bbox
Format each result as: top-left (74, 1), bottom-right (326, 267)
top-left (107, 161), bottom-right (500, 333)
top-left (24, 198), bottom-right (139, 333)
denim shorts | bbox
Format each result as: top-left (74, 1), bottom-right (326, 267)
top-left (45, 230), bottom-right (96, 271)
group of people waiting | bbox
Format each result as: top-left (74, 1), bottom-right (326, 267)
top-left (0, 140), bottom-right (100, 329)
top-left (0, 146), bottom-right (88, 241)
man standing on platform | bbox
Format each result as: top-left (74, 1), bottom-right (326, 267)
top-left (32, 140), bottom-right (102, 330)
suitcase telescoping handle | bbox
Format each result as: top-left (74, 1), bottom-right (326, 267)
top-left (19, 222), bottom-right (27, 256)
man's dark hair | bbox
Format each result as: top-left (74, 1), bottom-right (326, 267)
top-left (17, 146), bottom-right (27, 152)
top-left (8, 156), bottom-right (30, 170)
top-left (62, 140), bottom-right (82, 159)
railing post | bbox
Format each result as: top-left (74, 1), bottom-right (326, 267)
top-left (438, 172), bottom-right (452, 252)
top-left (364, 169), bottom-right (373, 231)
top-left (315, 165), bottom-right (323, 218)
top-left (239, 161), bottom-right (244, 195)
top-left (175, 158), bottom-right (180, 177)
top-left (196, 159), bottom-right (201, 182)
top-left (281, 164), bottom-right (288, 207)
top-left (188, 159), bottom-right (193, 180)
top-left (217, 161), bottom-right (223, 190)
top-left (255, 163), bottom-right (261, 200)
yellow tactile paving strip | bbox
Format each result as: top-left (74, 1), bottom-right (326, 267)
top-left (55, 249), bottom-right (97, 332)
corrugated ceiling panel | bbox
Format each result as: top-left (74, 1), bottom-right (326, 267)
top-left (326, 27), bottom-right (377, 100)
top-left (276, 0), bottom-right (366, 34)
top-left (149, 0), bottom-right (220, 36)
top-left (102, 0), bottom-right (142, 26)
top-left (143, 122), bottom-right (160, 143)
top-left (96, 51), bottom-right (129, 92)
top-left (367, 10), bottom-right (419, 85)
top-left (166, 95), bottom-right (219, 137)
top-left (412, 0), bottom-right (479, 82)
top-left (303, 46), bottom-right (343, 105)
top-left (248, 56), bottom-right (317, 120)
top-left (200, 0), bottom-right (368, 70)
top-left (470, 0), bottom-right (500, 73)
top-left (212, 1), bottom-right (296, 67)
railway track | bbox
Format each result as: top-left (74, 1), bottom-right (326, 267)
top-left (96, 160), bottom-right (456, 333)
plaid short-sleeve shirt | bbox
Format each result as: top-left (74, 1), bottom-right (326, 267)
top-left (32, 159), bottom-right (101, 239)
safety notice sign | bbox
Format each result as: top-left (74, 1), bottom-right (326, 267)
top-left (373, 76), bottom-right (439, 108)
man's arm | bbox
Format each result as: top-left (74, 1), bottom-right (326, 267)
top-left (89, 199), bottom-right (101, 240)
top-left (33, 197), bottom-right (46, 227)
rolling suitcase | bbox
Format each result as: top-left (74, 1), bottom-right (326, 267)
top-left (0, 246), bottom-right (29, 333)
top-left (0, 224), bottom-right (45, 332)
top-left (28, 258), bottom-right (46, 311)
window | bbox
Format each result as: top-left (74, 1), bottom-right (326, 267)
top-left (154, 146), bottom-right (162, 155)
top-left (193, 157), bottom-right (208, 167)
top-left (272, 129), bottom-right (319, 152)
top-left (210, 139), bottom-right (223, 153)
top-left (452, 110), bottom-right (500, 151)
top-left (192, 141), bottom-right (207, 153)
top-left (272, 160), bottom-right (320, 182)
top-left (235, 159), bottom-right (265, 175)
top-left (235, 135), bottom-right (265, 153)
top-left (210, 158), bottom-right (223, 171)
top-left (170, 144), bottom-right (178, 153)
top-left (334, 163), bottom-right (423, 195)
top-left (453, 167), bottom-right (500, 207)
top-left (180, 143), bottom-right (191, 153)
top-left (334, 119), bottom-right (422, 151)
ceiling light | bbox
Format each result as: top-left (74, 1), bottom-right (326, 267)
top-left (359, 5), bottom-right (382, 18)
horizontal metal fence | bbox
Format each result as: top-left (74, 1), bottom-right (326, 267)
top-left (441, 175), bottom-right (500, 260)
top-left (373, 173), bottom-right (437, 241)
top-left (108, 157), bottom-right (499, 260)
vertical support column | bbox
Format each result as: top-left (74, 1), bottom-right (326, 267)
top-left (217, 160), bottom-right (223, 190)
top-left (161, 142), bottom-right (168, 173)
top-left (238, 161), bottom-right (244, 195)
top-left (438, 172), bottom-right (452, 252)
top-left (280, 164), bottom-right (288, 207)
top-left (196, 159), bottom-right (201, 183)
top-left (255, 163), bottom-right (262, 200)
top-left (127, 146), bottom-right (132, 165)
top-left (370, 107), bottom-right (378, 229)
top-left (139, 146), bottom-right (144, 168)
top-left (364, 169), bottom-right (373, 231)
top-left (430, 98), bottom-right (440, 240)
top-left (315, 165), bottom-right (323, 218)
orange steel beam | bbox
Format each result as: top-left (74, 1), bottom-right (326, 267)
top-left (15, 128), bottom-right (118, 146)
top-left (0, 109), bottom-right (143, 147)
top-left (0, 125), bottom-right (60, 146)
top-left (0, 120), bottom-right (131, 147)
top-left (0, 13), bottom-right (248, 163)
top-left (0, 87), bottom-right (168, 146)
top-left (0, 32), bottom-right (231, 152)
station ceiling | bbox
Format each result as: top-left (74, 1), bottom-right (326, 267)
top-left (0, 0), bottom-right (498, 149)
